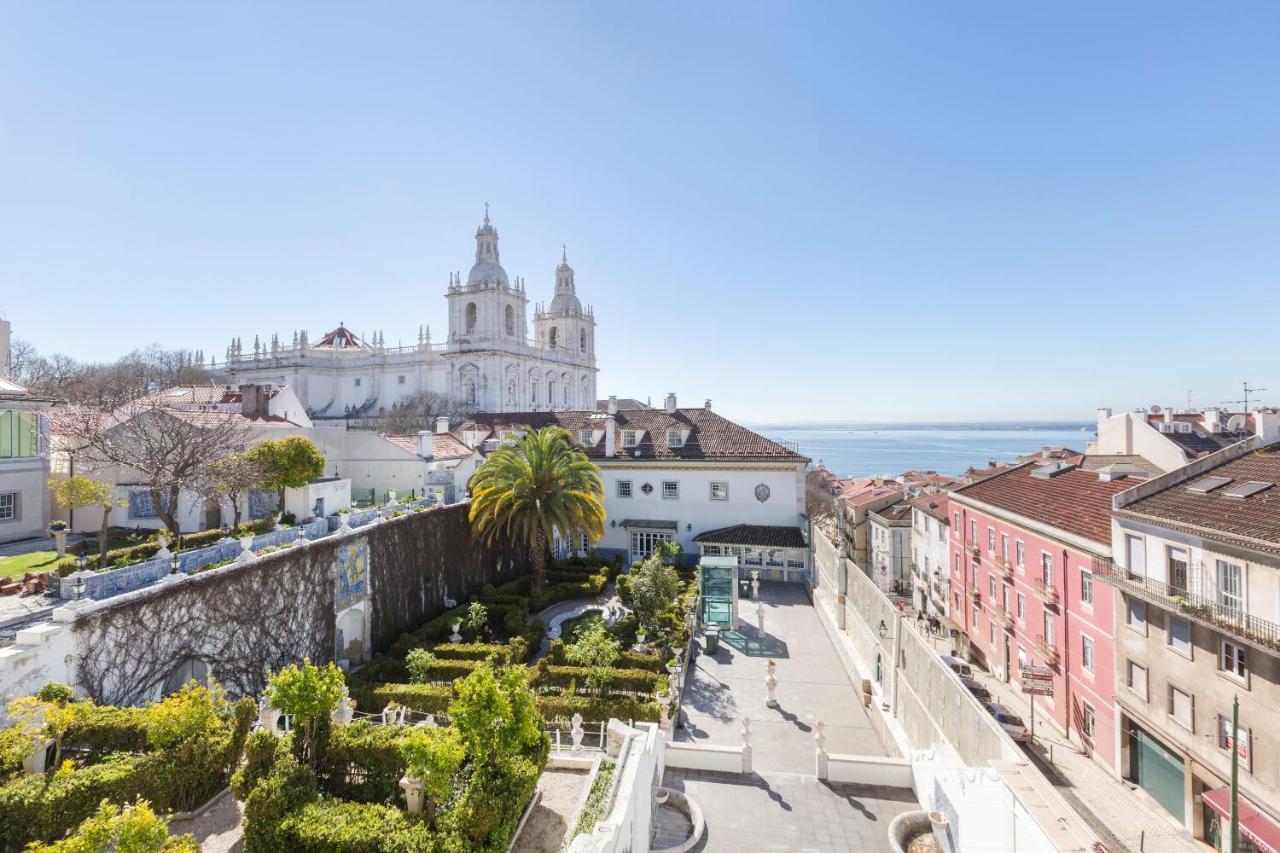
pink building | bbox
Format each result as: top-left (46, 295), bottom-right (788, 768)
top-left (947, 456), bottom-right (1145, 772)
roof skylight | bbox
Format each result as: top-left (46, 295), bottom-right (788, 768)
top-left (1223, 481), bottom-right (1274, 500)
top-left (1187, 476), bottom-right (1231, 494)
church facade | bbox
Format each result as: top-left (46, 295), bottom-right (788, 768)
top-left (220, 210), bottom-right (598, 419)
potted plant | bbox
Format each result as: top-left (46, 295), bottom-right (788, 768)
top-left (47, 521), bottom-right (69, 557)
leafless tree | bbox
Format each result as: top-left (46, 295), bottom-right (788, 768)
top-left (10, 339), bottom-right (221, 408)
top-left (353, 389), bottom-right (478, 434)
top-left (63, 402), bottom-right (255, 537)
top-left (805, 466), bottom-right (840, 521)
top-left (198, 450), bottom-right (268, 529)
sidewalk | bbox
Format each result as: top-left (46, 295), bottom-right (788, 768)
top-left (968, 656), bottom-right (1203, 853)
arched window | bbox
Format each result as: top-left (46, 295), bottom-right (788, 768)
top-left (162, 657), bottom-right (209, 696)
top-left (579, 329), bottom-right (586, 351)
top-left (465, 302), bottom-right (477, 334)
top-left (504, 305), bottom-right (514, 336)
top-left (549, 327), bottom-right (558, 349)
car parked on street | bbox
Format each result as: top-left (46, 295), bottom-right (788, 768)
top-left (982, 702), bottom-right (1030, 742)
top-left (960, 676), bottom-right (992, 703)
top-left (940, 654), bottom-right (974, 680)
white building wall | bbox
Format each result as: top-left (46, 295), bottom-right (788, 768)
top-left (592, 463), bottom-right (805, 557)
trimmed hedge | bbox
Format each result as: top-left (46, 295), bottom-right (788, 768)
top-left (317, 721), bottom-right (409, 804)
top-left (406, 658), bottom-right (486, 686)
top-left (0, 754), bottom-right (149, 848)
top-left (63, 705), bottom-right (149, 759)
top-left (276, 800), bottom-right (440, 852)
top-left (426, 643), bottom-right (517, 663)
top-left (545, 640), bottom-right (665, 673)
top-left (535, 695), bottom-right (661, 725)
top-left (362, 683), bottom-right (453, 717)
top-left (534, 664), bottom-right (665, 698)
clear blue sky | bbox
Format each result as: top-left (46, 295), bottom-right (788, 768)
top-left (2, 3), bottom-right (1278, 423)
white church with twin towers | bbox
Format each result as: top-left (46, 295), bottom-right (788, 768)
top-left (218, 207), bottom-right (598, 420)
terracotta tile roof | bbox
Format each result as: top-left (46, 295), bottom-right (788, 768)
top-left (383, 432), bottom-right (475, 460)
top-left (1116, 444), bottom-right (1280, 555)
top-left (953, 457), bottom-right (1147, 547)
top-left (459, 409), bottom-right (808, 463)
top-left (595, 398), bottom-right (650, 411)
top-left (48, 405), bottom-right (108, 435)
top-left (908, 493), bottom-right (950, 525)
top-left (162, 409), bottom-right (297, 429)
top-left (1079, 455), bottom-right (1165, 478)
top-left (842, 485), bottom-right (905, 507)
top-left (870, 501), bottom-right (914, 525)
top-left (693, 524), bottom-right (807, 549)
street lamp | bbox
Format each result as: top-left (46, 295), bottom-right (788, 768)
top-left (170, 553), bottom-right (181, 575)
top-left (71, 574), bottom-right (85, 601)
top-left (76, 553), bottom-right (87, 572)
top-left (878, 620), bottom-right (888, 638)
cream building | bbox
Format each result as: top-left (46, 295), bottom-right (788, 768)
top-left (221, 209), bottom-right (598, 420)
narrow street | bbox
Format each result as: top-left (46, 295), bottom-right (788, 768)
top-left (906, 620), bottom-right (1203, 853)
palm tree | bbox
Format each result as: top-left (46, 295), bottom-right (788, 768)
top-left (469, 425), bottom-right (605, 590)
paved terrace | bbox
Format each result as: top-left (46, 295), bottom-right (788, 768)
top-left (668, 581), bottom-right (913, 851)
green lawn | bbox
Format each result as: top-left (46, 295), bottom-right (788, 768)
top-left (0, 550), bottom-right (61, 579)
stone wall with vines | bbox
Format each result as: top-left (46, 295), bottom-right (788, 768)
top-left (73, 502), bottom-right (527, 705)
top-left (366, 503), bottom-right (528, 651)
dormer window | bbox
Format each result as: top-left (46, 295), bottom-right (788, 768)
top-left (667, 429), bottom-right (683, 448)
top-left (579, 428), bottom-right (593, 446)
top-left (622, 430), bottom-right (637, 448)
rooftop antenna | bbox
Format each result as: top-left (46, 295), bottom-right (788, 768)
top-left (1221, 381), bottom-right (1267, 412)
top-left (1186, 389), bottom-right (1194, 410)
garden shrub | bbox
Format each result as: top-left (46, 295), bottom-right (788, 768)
top-left (231, 730), bottom-right (280, 801)
top-left (546, 640), bottom-right (663, 673)
top-left (25, 797), bottom-right (202, 852)
top-left (275, 799), bottom-right (442, 853)
top-left (62, 704), bottom-right (150, 759)
top-left (405, 657), bottom-right (486, 685)
top-left (242, 752), bottom-right (320, 852)
top-left (35, 682), bottom-right (74, 704)
top-left (424, 643), bottom-right (516, 663)
top-left (366, 683), bottom-right (453, 717)
top-left (56, 518), bottom-right (275, 573)
top-left (535, 664), bottom-right (664, 697)
top-left (0, 753), bottom-right (150, 848)
top-left (535, 694), bottom-right (661, 725)
top-left (317, 720), bottom-right (409, 804)
top-left (442, 756), bottom-right (542, 853)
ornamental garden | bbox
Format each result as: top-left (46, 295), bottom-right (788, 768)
top-left (0, 425), bottom-right (700, 851)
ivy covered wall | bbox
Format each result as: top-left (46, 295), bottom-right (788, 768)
top-left (366, 502), bottom-right (528, 651)
top-left (73, 502), bottom-right (527, 705)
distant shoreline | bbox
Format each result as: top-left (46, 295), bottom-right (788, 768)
top-left (745, 421), bottom-right (1093, 433)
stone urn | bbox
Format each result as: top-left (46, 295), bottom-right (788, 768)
top-left (48, 524), bottom-right (68, 557)
top-left (399, 775), bottom-right (425, 814)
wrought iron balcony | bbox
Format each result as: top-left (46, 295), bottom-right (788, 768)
top-left (1092, 557), bottom-right (1280, 655)
top-left (995, 605), bottom-right (1016, 629)
top-left (964, 543), bottom-right (980, 557)
top-left (1032, 578), bottom-right (1059, 606)
top-left (1035, 634), bottom-right (1059, 666)
top-left (969, 588), bottom-right (981, 602)
top-left (995, 558), bottom-right (1014, 579)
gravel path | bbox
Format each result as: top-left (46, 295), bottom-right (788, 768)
top-left (168, 790), bottom-right (244, 853)
top-left (513, 767), bottom-right (591, 853)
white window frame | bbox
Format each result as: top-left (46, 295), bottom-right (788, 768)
top-left (616, 480), bottom-right (632, 498)
top-left (629, 530), bottom-right (672, 562)
top-left (1080, 569), bottom-right (1094, 605)
top-left (1081, 634), bottom-right (1094, 672)
top-left (0, 492), bottom-right (16, 521)
top-left (1216, 559), bottom-right (1244, 619)
top-left (987, 527), bottom-right (996, 553)
top-left (1126, 660), bottom-right (1148, 700)
top-left (1221, 639), bottom-right (1247, 682)
top-left (1081, 701), bottom-right (1096, 739)
top-left (621, 430), bottom-right (638, 448)
top-left (1167, 684), bottom-right (1194, 731)
top-left (1167, 616), bottom-right (1192, 658)
top-left (709, 481), bottom-right (728, 501)
top-left (661, 481), bottom-right (679, 500)
top-left (666, 429), bottom-right (683, 448)
top-left (1016, 540), bottom-right (1025, 569)
top-left (1016, 592), bottom-right (1026, 621)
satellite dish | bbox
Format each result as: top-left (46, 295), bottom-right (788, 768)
top-left (1150, 404), bottom-right (1162, 414)
top-left (1227, 414), bottom-right (1247, 432)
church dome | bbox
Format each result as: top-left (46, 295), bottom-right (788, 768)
top-left (467, 258), bottom-right (509, 288)
top-left (548, 291), bottom-right (582, 315)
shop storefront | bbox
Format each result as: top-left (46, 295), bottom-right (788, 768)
top-left (1125, 721), bottom-right (1185, 824)
top-left (1201, 787), bottom-right (1280, 853)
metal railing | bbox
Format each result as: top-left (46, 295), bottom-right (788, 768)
top-left (1035, 634), bottom-right (1059, 666)
top-left (995, 605), bottom-right (1016, 629)
top-left (995, 558), bottom-right (1014, 579)
top-left (1092, 557), bottom-right (1280, 653)
top-left (1032, 578), bottom-right (1058, 606)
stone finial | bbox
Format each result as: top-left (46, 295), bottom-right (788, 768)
top-left (571, 713), bottom-right (585, 753)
